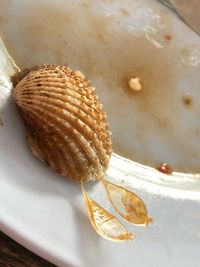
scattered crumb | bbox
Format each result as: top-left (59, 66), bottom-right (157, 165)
top-left (164, 34), bottom-right (172, 42)
top-left (183, 94), bottom-right (193, 107)
top-left (128, 77), bottom-right (142, 92)
top-left (157, 163), bottom-right (173, 175)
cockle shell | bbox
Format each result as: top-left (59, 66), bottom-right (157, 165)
top-left (13, 64), bottom-right (112, 182)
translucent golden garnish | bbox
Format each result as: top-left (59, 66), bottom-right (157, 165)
top-left (102, 180), bottom-right (152, 226)
top-left (81, 182), bottom-right (133, 241)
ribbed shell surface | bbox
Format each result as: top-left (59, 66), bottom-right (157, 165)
top-left (13, 65), bottom-right (112, 182)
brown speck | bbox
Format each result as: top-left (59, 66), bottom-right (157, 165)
top-left (164, 34), bottom-right (172, 42)
top-left (120, 8), bottom-right (130, 17)
top-left (37, 83), bottom-right (42, 87)
top-left (183, 95), bottom-right (193, 107)
top-left (157, 163), bottom-right (173, 175)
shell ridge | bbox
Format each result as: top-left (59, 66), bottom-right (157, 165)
top-left (17, 95), bottom-right (110, 164)
top-left (17, 92), bottom-right (111, 152)
top-left (19, 103), bottom-right (105, 178)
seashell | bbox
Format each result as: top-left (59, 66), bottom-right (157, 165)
top-left (13, 64), bottom-right (112, 182)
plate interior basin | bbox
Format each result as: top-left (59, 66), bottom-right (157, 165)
top-left (1, 0), bottom-right (200, 173)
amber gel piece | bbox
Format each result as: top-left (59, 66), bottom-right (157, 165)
top-left (81, 182), bottom-right (133, 241)
top-left (102, 180), bottom-right (152, 226)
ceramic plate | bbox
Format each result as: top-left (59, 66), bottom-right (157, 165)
top-left (0, 0), bottom-right (200, 266)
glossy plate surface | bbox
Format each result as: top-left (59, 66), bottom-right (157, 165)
top-left (0, 0), bottom-right (200, 266)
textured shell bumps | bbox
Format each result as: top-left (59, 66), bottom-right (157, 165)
top-left (13, 65), bottom-right (112, 182)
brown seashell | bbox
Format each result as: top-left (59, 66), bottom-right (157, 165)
top-left (13, 64), bottom-right (112, 182)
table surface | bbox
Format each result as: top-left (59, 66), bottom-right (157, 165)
top-left (0, 231), bottom-right (57, 267)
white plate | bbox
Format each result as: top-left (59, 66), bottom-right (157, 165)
top-left (0, 0), bottom-right (200, 266)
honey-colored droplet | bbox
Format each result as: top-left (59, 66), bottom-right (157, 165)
top-left (81, 182), bottom-right (133, 241)
top-left (157, 163), bottom-right (173, 175)
top-left (102, 180), bottom-right (152, 226)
